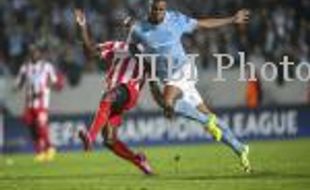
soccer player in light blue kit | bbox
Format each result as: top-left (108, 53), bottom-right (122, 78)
top-left (128, 0), bottom-right (251, 172)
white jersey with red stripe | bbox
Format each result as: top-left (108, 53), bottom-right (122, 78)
top-left (99, 41), bottom-right (145, 91)
top-left (16, 60), bottom-right (58, 110)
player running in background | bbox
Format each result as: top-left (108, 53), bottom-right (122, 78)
top-left (128, 0), bottom-right (252, 172)
top-left (75, 9), bottom-right (154, 175)
top-left (14, 45), bottom-right (64, 162)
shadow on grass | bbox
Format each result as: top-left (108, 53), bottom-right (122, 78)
top-left (0, 173), bottom-right (138, 181)
top-left (1, 171), bottom-right (310, 181)
top-left (160, 171), bottom-right (310, 181)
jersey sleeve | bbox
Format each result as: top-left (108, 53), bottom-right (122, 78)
top-left (173, 11), bottom-right (198, 34)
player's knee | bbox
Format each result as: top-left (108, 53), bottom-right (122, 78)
top-left (163, 97), bottom-right (173, 107)
top-left (163, 85), bottom-right (182, 107)
top-left (36, 112), bottom-right (48, 127)
top-left (163, 97), bottom-right (173, 108)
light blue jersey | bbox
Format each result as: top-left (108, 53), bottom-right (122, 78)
top-left (128, 10), bottom-right (198, 79)
top-left (129, 10), bottom-right (247, 160)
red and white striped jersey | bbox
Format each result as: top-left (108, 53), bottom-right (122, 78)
top-left (16, 60), bottom-right (58, 110)
top-left (99, 41), bottom-right (145, 91)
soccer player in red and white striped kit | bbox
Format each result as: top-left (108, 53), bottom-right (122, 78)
top-left (75, 9), bottom-right (156, 175)
top-left (14, 45), bottom-right (64, 162)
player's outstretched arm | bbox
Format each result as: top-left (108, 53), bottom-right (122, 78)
top-left (197, 9), bottom-right (250, 29)
top-left (74, 9), bottom-right (98, 57)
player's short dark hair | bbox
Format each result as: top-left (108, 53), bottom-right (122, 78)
top-left (149, 0), bottom-right (166, 5)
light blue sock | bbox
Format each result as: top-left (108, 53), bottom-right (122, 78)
top-left (174, 100), bottom-right (245, 155)
top-left (216, 119), bottom-right (245, 155)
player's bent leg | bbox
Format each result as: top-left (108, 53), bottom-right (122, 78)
top-left (172, 84), bottom-right (209, 123)
top-left (78, 100), bottom-right (111, 151)
top-left (102, 123), bottom-right (153, 175)
top-left (24, 109), bottom-right (44, 161)
top-left (165, 77), bottom-right (213, 123)
top-left (37, 126), bottom-right (56, 162)
top-left (37, 111), bottom-right (52, 150)
top-left (164, 64), bottom-right (252, 172)
top-left (81, 85), bottom-right (130, 149)
top-left (87, 100), bottom-right (112, 143)
top-left (29, 124), bottom-right (45, 162)
top-left (78, 99), bottom-right (112, 151)
top-left (172, 83), bottom-right (252, 172)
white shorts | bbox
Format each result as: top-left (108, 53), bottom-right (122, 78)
top-left (165, 63), bottom-right (203, 107)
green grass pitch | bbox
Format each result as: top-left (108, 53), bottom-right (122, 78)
top-left (1, 139), bottom-right (310, 190)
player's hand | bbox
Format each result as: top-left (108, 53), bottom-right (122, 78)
top-left (74, 9), bottom-right (87, 27)
top-left (233, 9), bottom-right (250, 24)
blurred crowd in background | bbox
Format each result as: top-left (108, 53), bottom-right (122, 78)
top-left (0, 0), bottom-right (309, 87)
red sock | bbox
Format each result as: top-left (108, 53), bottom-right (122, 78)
top-left (33, 131), bottom-right (45, 154)
top-left (107, 140), bottom-right (139, 165)
top-left (88, 101), bottom-right (112, 142)
top-left (38, 125), bottom-right (51, 151)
